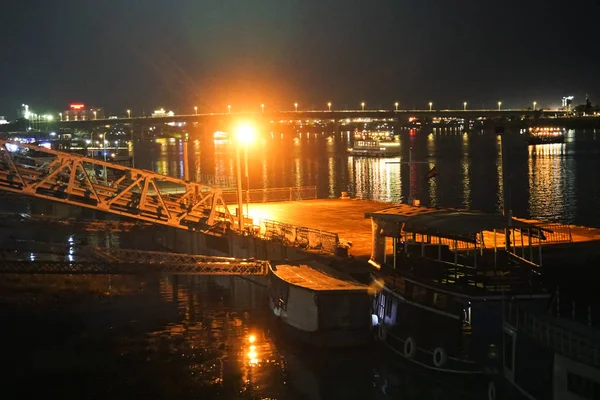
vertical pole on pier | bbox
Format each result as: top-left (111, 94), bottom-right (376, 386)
top-left (408, 147), bottom-right (413, 205)
top-left (183, 138), bottom-right (190, 181)
top-left (130, 124), bottom-right (136, 168)
top-left (244, 145), bottom-right (250, 216)
top-left (538, 231), bottom-right (543, 267)
top-left (235, 145), bottom-right (244, 231)
top-left (493, 229), bottom-right (497, 268)
top-left (393, 238), bottom-right (397, 270)
top-left (528, 228), bottom-right (533, 261)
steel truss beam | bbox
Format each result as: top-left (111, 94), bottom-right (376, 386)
top-left (0, 140), bottom-right (235, 230)
top-left (0, 241), bottom-right (269, 275)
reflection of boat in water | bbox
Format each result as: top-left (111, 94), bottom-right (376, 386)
top-left (503, 298), bottom-right (600, 400)
top-left (366, 204), bottom-right (550, 398)
top-left (268, 262), bottom-right (372, 347)
top-left (526, 127), bottom-right (565, 145)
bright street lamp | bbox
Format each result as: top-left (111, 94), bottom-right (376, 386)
top-left (429, 102), bottom-right (433, 111)
top-left (194, 106), bottom-right (197, 115)
top-left (127, 109), bottom-right (131, 118)
top-left (463, 102), bottom-right (467, 111)
top-left (261, 104), bottom-right (265, 113)
top-left (59, 112), bottom-right (63, 121)
top-left (234, 122), bottom-right (256, 230)
top-left (498, 101), bottom-right (502, 111)
top-left (361, 102), bottom-right (365, 111)
top-left (228, 105), bottom-right (231, 114)
top-left (294, 102), bottom-right (298, 112)
top-left (394, 102), bottom-right (399, 111)
top-left (327, 102), bottom-right (332, 111)
top-left (93, 111), bottom-right (97, 120)
top-left (533, 101), bottom-right (537, 110)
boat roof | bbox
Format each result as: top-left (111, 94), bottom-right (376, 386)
top-left (270, 263), bottom-right (369, 292)
top-left (365, 204), bottom-right (547, 239)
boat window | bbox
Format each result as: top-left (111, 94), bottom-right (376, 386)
top-left (567, 372), bottom-right (600, 399)
top-left (412, 285), bottom-right (430, 305)
top-left (503, 332), bottom-right (513, 371)
top-left (385, 296), bottom-right (392, 317)
top-left (433, 292), bottom-right (448, 309)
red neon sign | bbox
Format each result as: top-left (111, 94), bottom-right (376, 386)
top-left (70, 103), bottom-right (85, 110)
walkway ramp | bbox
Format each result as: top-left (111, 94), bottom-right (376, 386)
top-left (0, 140), bottom-right (235, 230)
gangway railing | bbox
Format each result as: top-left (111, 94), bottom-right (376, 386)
top-left (0, 240), bottom-right (269, 275)
top-left (0, 140), bottom-right (235, 231)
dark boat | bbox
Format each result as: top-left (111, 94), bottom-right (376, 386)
top-left (365, 204), bottom-right (551, 399)
top-left (527, 127), bottom-right (565, 145)
top-left (503, 298), bottom-right (600, 399)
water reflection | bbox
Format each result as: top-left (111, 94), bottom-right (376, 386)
top-left (135, 128), bottom-right (600, 227)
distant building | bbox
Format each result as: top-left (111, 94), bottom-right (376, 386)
top-left (63, 103), bottom-right (105, 121)
top-left (561, 96), bottom-right (574, 111)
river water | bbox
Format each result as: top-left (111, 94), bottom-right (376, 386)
top-left (3, 127), bottom-right (600, 399)
top-left (138, 127), bottom-right (600, 227)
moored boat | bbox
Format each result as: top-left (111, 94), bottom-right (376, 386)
top-left (503, 299), bottom-right (600, 399)
top-left (365, 204), bottom-right (551, 398)
top-left (527, 127), bottom-right (565, 145)
top-left (268, 262), bottom-right (373, 347)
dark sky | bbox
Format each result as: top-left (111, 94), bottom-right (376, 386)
top-left (1, 0), bottom-right (598, 116)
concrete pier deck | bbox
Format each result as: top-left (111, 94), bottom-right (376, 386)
top-left (237, 199), bottom-right (600, 261)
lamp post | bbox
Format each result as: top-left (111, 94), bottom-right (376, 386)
top-left (498, 101), bottom-right (502, 111)
top-left (395, 102), bottom-right (399, 111)
top-left (59, 112), bottom-right (63, 121)
top-left (93, 110), bottom-right (97, 120)
top-left (533, 101), bottom-right (537, 111)
top-left (194, 106), bottom-right (197, 115)
top-left (327, 102), bottom-right (332, 111)
top-left (103, 140), bottom-right (108, 184)
top-left (234, 123), bottom-right (255, 230)
top-left (429, 102), bottom-right (433, 111)
top-left (228, 105), bottom-right (231, 114)
top-left (127, 109), bottom-right (131, 118)
top-left (294, 102), bottom-right (298, 112)
top-left (361, 102), bottom-right (365, 111)
top-left (463, 102), bottom-right (467, 111)
top-left (261, 104), bottom-right (265, 113)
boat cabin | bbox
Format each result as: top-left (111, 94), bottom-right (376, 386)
top-left (364, 205), bottom-right (551, 374)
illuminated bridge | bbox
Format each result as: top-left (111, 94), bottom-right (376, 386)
top-left (55, 108), bottom-right (560, 130)
top-left (0, 240), bottom-right (268, 275)
top-left (0, 139), bottom-right (235, 231)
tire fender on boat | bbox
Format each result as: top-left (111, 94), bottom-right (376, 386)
top-left (433, 347), bottom-right (447, 368)
top-left (378, 324), bottom-right (387, 341)
top-left (488, 381), bottom-right (496, 400)
top-left (404, 337), bottom-right (417, 359)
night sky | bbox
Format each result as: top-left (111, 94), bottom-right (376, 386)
top-left (1, 0), bottom-right (598, 116)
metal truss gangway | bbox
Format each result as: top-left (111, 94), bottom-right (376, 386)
top-left (0, 140), bottom-right (235, 230)
top-left (0, 240), bottom-right (269, 275)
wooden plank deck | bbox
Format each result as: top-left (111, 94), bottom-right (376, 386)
top-left (235, 199), bottom-right (600, 260)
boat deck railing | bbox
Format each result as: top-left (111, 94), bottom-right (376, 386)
top-left (505, 305), bottom-right (600, 368)
top-left (387, 252), bottom-right (544, 296)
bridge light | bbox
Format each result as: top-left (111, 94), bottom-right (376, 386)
top-left (498, 101), bottom-right (502, 110)
top-left (194, 106), bottom-right (197, 115)
top-left (394, 102), bottom-right (399, 111)
top-left (294, 102), bottom-right (298, 112)
top-left (328, 102), bottom-right (332, 111)
top-left (429, 102), bottom-right (433, 111)
top-left (533, 101), bottom-right (537, 110)
top-left (463, 102), bottom-right (467, 111)
top-left (361, 102), bottom-right (365, 111)
top-left (127, 109), bottom-right (131, 118)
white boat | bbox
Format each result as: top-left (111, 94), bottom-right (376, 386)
top-left (347, 139), bottom-right (400, 157)
top-left (268, 262), bottom-right (372, 347)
